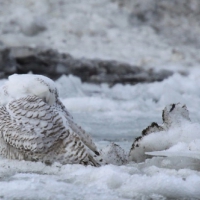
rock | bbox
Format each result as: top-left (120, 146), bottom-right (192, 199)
top-left (0, 46), bottom-right (175, 85)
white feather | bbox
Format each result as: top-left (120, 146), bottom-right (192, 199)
top-left (0, 74), bottom-right (99, 166)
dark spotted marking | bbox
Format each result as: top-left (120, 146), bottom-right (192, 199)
top-left (170, 104), bottom-right (176, 112)
top-left (94, 151), bottom-right (100, 156)
top-left (142, 122), bottom-right (162, 136)
top-left (130, 136), bottom-right (143, 150)
top-left (162, 110), bottom-right (165, 122)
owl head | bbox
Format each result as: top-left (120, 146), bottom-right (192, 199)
top-left (0, 74), bottom-right (58, 105)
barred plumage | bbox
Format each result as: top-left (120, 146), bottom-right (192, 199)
top-left (0, 74), bottom-right (99, 166)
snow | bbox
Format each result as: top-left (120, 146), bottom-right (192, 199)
top-left (0, 71), bottom-right (200, 199)
top-left (0, 0), bottom-right (200, 199)
top-left (1, 157), bottom-right (200, 200)
top-left (0, 74), bottom-right (57, 105)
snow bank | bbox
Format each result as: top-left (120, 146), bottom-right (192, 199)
top-left (0, 69), bottom-right (199, 199)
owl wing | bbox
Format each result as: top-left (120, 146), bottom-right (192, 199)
top-left (55, 98), bottom-right (99, 155)
top-left (3, 95), bottom-right (67, 153)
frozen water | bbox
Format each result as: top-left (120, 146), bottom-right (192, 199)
top-left (0, 0), bottom-right (200, 198)
top-left (1, 156), bottom-right (200, 199)
top-left (0, 71), bottom-right (200, 199)
top-left (129, 103), bottom-right (200, 162)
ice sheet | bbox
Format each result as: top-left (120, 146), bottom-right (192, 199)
top-left (0, 71), bottom-right (200, 199)
top-left (0, 1), bottom-right (200, 198)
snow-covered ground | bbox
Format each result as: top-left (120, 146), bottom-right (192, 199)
top-left (1, 0), bottom-right (200, 199)
top-left (1, 71), bottom-right (200, 199)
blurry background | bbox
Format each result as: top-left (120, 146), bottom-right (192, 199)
top-left (0, 0), bottom-right (199, 81)
top-left (0, 0), bottom-right (200, 144)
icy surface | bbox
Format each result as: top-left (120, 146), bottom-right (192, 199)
top-left (0, 71), bottom-right (200, 199)
top-left (0, 1), bottom-right (200, 198)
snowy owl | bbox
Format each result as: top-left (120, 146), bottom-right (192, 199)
top-left (129, 103), bottom-right (191, 162)
top-left (0, 74), bottom-right (100, 166)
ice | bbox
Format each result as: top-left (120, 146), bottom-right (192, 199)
top-left (0, 71), bottom-right (199, 199)
top-left (1, 156), bottom-right (200, 199)
top-left (1, 1), bottom-right (200, 198)
top-left (132, 122), bottom-right (200, 162)
top-left (96, 143), bottom-right (128, 165)
top-left (129, 102), bottom-right (200, 163)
